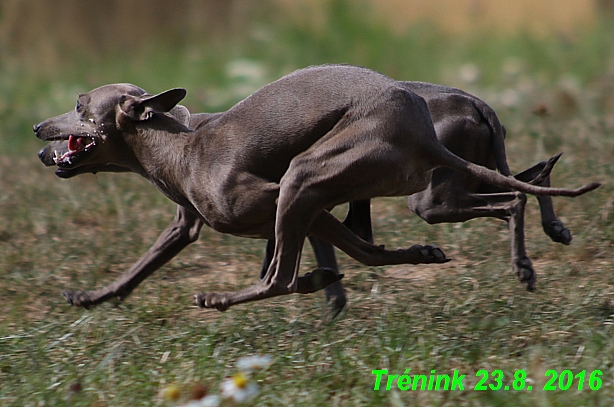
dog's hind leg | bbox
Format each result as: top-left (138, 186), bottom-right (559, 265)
top-left (514, 162), bottom-right (572, 245)
top-left (307, 236), bottom-right (347, 317)
top-left (260, 240), bottom-right (276, 280)
top-left (408, 188), bottom-right (535, 290)
top-left (309, 210), bottom-right (449, 266)
top-left (63, 205), bottom-right (203, 308)
top-left (343, 200), bottom-right (374, 244)
top-left (197, 195), bottom-right (448, 311)
top-left (261, 237), bottom-right (347, 315)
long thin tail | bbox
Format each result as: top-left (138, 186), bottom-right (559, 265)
top-left (440, 148), bottom-right (601, 197)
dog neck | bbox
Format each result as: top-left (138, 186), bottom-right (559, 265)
top-left (125, 116), bottom-right (200, 207)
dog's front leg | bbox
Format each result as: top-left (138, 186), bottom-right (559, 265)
top-left (63, 205), bottom-right (203, 308)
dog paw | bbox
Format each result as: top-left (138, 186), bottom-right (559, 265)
top-left (325, 282), bottom-right (347, 316)
top-left (194, 292), bottom-right (230, 312)
top-left (296, 268), bottom-right (344, 294)
top-left (62, 290), bottom-right (94, 309)
top-left (514, 258), bottom-right (536, 292)
top-left (408, 245), bottom-right (450, 264)
top-left (543, 220), bottom-right (572, 245)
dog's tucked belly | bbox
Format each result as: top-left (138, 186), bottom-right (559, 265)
top-left (209, 219), bottom-right (276, 239)
top-left (196, 210), bottom-right (278, 239)
top-left (377, 168), bottom-right (434, 198)
top-left (189, 176), bottom-right (280, 239)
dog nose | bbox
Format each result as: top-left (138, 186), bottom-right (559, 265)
top-left (33, 122), bottom-right (42, 132)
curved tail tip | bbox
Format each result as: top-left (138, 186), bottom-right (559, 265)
top-left (577, 182), bottom-right (602, 195)
top-left (585, 182), bottom-right (602, 191)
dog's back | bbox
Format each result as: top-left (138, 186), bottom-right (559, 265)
top-left (206, 64), bottom-right (434, 182)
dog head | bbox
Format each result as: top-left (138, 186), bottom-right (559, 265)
top-left (34, 83), bottom-right (187, 178)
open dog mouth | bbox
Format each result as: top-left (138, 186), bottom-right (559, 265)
top-left (53, 135), bottom-right (97, 166)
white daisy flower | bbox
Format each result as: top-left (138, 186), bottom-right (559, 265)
top-left (179, 394), bottom-right (221, 407)
top-left (235, 354), bottom-right (272, 372)
top-left (221, 372), bottom-right (260, 404)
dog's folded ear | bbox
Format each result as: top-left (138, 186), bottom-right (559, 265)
top-left (168, 105), bottom-right (191, 127)
top-left (120, 88), bottom-right (187, 122)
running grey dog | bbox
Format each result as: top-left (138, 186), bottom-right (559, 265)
top-left (260, 81), bottom-right (575, 312)
top-left (35, 64), bottom-right (599, 312)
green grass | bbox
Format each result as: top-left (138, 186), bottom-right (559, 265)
top-left (1, 1), bottom-right (614, 405)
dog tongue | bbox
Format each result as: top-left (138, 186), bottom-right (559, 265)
top-left (68, 135), bottom-right (83, 152)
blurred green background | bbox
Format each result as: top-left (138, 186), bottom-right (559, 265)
top-left (2, 1), bottom-right (614, 406)
top-left (1, 0), bottom-right (613, 154)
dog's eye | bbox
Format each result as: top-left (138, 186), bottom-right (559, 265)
top-left (76, 101), bottom-right (84, 113)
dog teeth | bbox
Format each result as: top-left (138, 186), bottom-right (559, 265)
top-left (84, 137), bottom-right (96, 150)
top-left (52, 136), bottom-right (97, 166)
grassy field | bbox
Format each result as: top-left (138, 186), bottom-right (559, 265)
top-left (1, 2), bottom-right (614, 406)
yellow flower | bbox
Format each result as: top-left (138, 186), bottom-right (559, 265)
top-left (221, 372), bottom-right (259, 403)
top-left (233, 372), bottom-right (249, 389)
top-left (162, 384), bottom-right (181, 401)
